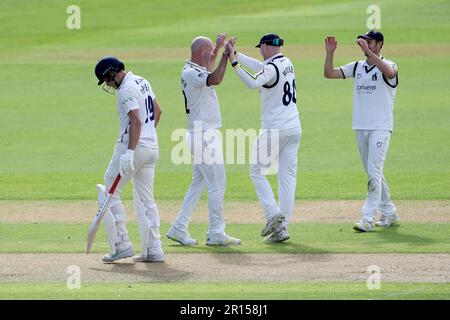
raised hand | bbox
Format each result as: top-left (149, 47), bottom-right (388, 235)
top-left (225, 36), bottom-right (237, 57)
top-left (325, 36), bottom-right (338, 53)
top-left (216, 32), bottom-right (228, 49)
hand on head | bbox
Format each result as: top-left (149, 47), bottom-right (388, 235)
top-left (356, 38), bottom-right (370, 53)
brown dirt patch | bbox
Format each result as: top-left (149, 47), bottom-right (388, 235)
top-left (0, 253), bottom-right (448, 283)
top-left (0, 200), bottom-right (449, 224)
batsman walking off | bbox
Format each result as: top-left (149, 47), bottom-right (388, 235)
top-left (94, 57), bottom-right (165, 262)
top-left (227, 34), bottom-right (302, 242)
top-left (324, 30), bottom-right (400, 232)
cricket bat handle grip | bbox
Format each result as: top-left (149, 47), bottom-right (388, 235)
top-left (109, 174), bottom-right (121, 195)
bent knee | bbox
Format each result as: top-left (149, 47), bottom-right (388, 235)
top-left (250, 164), bottom-right (263, 177)
top-left (367, 178), bottom-right (380, 193)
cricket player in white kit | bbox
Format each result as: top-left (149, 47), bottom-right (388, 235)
top-left (227, 34), bottom-right (302, 242)
top-left (94, 57), bottom-right (165, 262)
top-left (166, 34), bottom-right (241, 246)
top-left (324, 30), bottom-right (400, 232)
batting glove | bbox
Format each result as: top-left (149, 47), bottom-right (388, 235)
top-left (119, 149), bottom-right (135, 177)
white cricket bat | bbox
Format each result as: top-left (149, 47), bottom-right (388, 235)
top-left (85, 174), bottom-right (121, 254)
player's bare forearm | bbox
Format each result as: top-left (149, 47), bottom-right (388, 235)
top-left (207, 52), bottom-right (228, 86)
top-left (324, 52), bottom-right (334, 77)
top-left (366, 50), bottom-right (396, 79)
top-left (356, 38), bottom-right (396, 79)
top-left (324, 36), bottom-right (343, 79)
top-left (208, 49), bottom-right (220, 72)
top-left (209, 32), bottom-right (227, 72)
top-left (324, 52), bottom-right (342, 79)
top-left (127, 110), bottom-right (141, 150)
top-left (154, 99), bottom-right (162, 128)
top-left (210, 47), bottom-right (221, 71)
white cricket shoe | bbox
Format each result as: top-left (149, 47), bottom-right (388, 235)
top-left (353, 221), bottom-right (375, 232)
top-left (167, 227), bottom-right (198, 246)
top-left (206, 233), bottom-right (241, 246)
top-left (264, 228), bottom-right (290, 243)
top-left (102, 245), bottom-right (134, 263)
top-left (133, 252), bottom-right (165, 263)
top-left (375, 214), bottom-right (400, 227)
top-left (261, 213), bottom-right (286, 237)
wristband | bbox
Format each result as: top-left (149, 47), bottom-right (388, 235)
top-left (231, 61), bottom-right (238, 67)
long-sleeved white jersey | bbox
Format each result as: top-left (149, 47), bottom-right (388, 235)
top-left (234, 52), bottom-right (301, 132)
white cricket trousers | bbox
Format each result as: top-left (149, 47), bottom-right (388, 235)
top-left (250, 128), bottom-right (302, 229)
top-left (172, 130), bottom-right (226, 236)
top-left (103, 142), bottom-right (162, 256)
top-left (355, 130), bottom-right (397, 224)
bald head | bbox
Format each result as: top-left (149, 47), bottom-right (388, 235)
top-left (190, 36), bottom-right (214, 68)
top-left (191, 36), bottom-right (213, 54)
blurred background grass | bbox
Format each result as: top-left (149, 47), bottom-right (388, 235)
top-left (0, 0), bottom-right (449, 200)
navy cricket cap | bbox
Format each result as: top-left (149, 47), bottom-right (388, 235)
top-left (256, 33), bottom-right (284, 48)
top-left (357, 30), bottom-right (384, 42)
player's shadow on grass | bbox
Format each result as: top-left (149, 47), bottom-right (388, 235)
top-left (210, 250), bottom-right (333, 268)
top-left (207, 240), bottom-right (334, 266)
top-left (375, 226), bottom-right (435, 245)
top-left (166, 243), bottom-right (245, 253)
top-left (263, 241), bottom-right (332, 256)
top-left (166, 243), bottom-right (258, 265)
top-left (89, 262), bottom-right (194, 282)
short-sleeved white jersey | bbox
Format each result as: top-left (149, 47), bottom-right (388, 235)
top-left (235, 53), bottom-right (301, 132)
top-left (181, 61), bottom-right (222, 132)
top-left (116, 71), bottom-right (158, 148)
top-left (340, 58), bottom-right (398, 131)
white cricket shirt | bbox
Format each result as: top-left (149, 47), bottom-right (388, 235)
top-left (116, 71), bottom-right (158, 148)
top-left (181, 60), bottom-right (222, 132)
top-left (340, 58), bottom-right (398, 131)
top-left (235, 53), bottom-right (301, 132)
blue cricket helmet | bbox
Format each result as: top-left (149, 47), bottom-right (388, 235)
top-left (95, 56), bottom-right (125, 85)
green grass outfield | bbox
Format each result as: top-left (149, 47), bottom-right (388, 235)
top-left (0, 0), bottom-right (449, 200)
top-left (0, 0), bottom-right (449, 301)
top-left (1, 282), bottom-right (449, 300)
top-left (1, 222), bottom-right (449, 254)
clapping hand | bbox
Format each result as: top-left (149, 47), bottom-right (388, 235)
top-left (225, 36), bottom-right (237, 60)
top-left (216, 32), bottom-right (228, 49)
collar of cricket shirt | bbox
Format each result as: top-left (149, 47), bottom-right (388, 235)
top-left (264, 53), bottom-right (283, 63)
top-left (117, 71), bottom-right (133, 90)
top-left (186, 60), bottom-right (207, 71)
top-left (364, 55), bottom-right (384, 67)
top-left (363, 55), bottom-right (384, 73)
